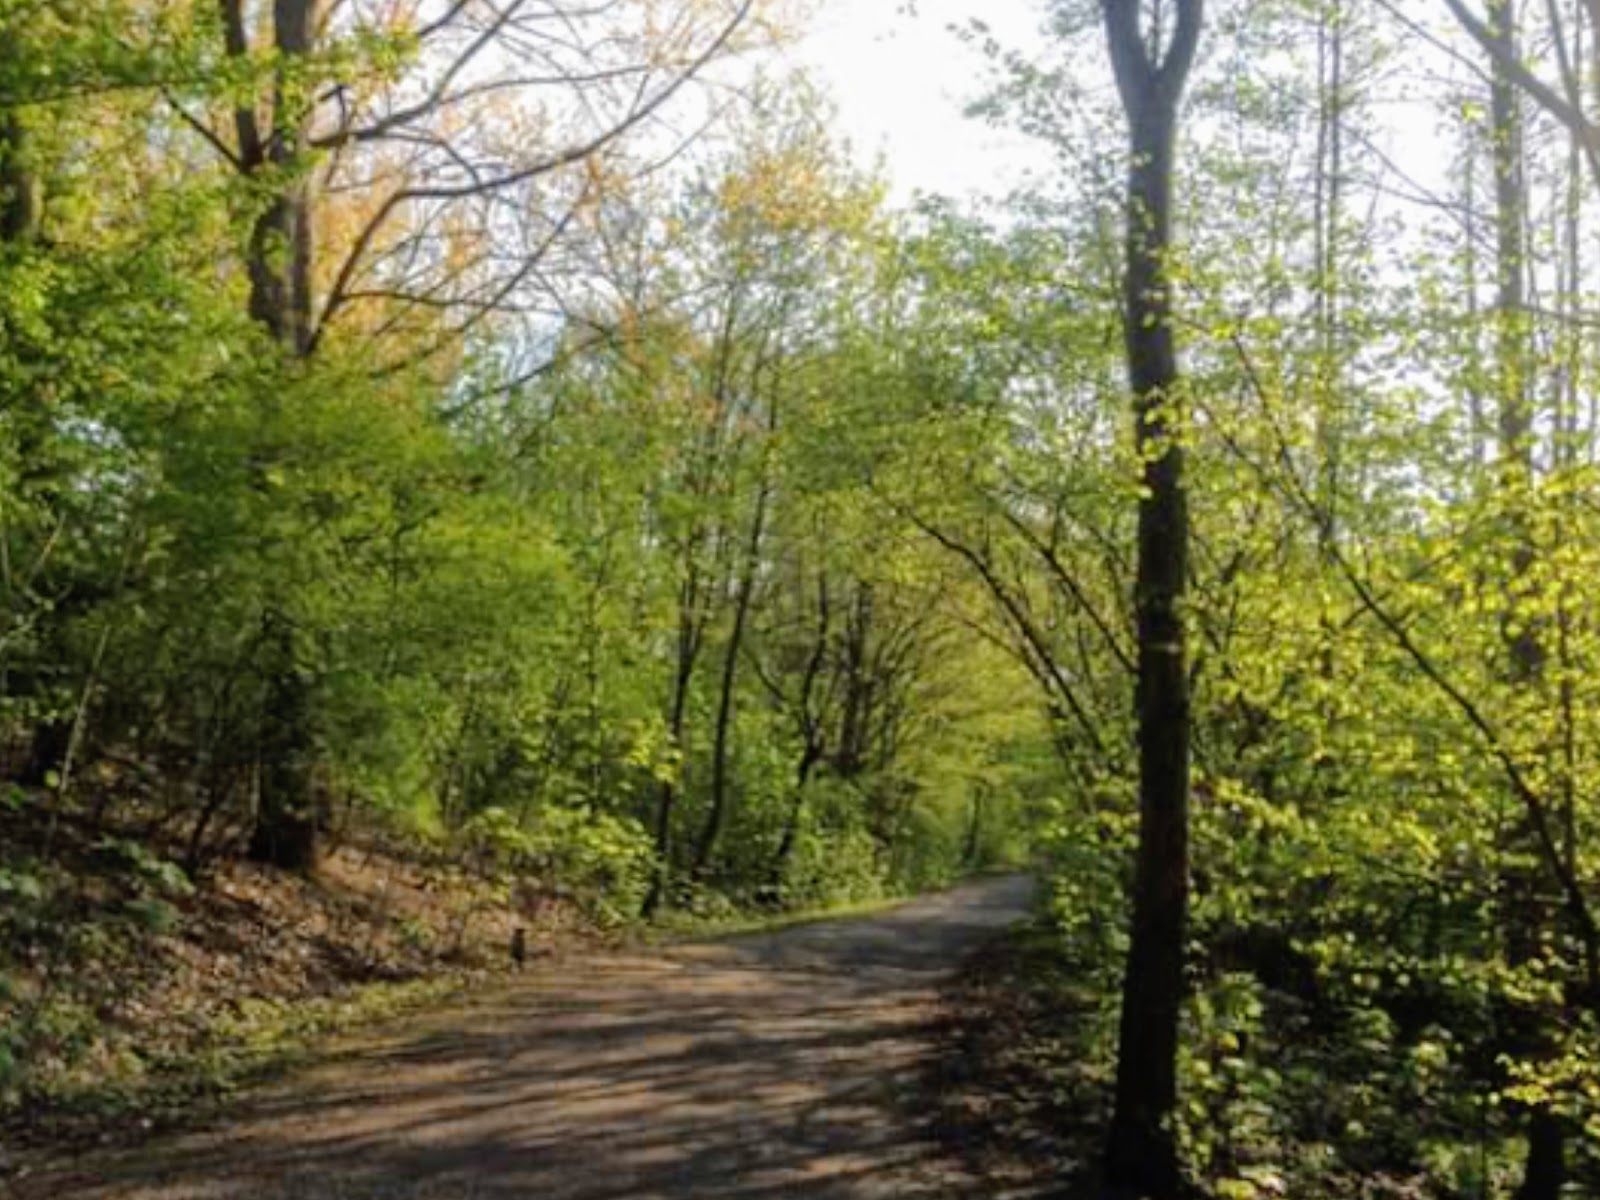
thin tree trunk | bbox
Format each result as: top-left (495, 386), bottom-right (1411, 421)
top-left (691, 478), bottom-right (770, 880)
top-left (1098, 2), bottom-right (1203, 1196)
top-left (768, 740), bottom-right (823, 899)
top-left (962, 785), bottom-right (986, 867)
top-left (1490, 0), bottom-right (1532, 506)
top-left (764, 573), bottom-right (832, 901)
top-left (832, 585), bottom-right (875, 780)
top-left (1483, 4), bottom-right (1565, 1192)
top-left (1464, 134), bottom-right (1488, 472)
top-left (1313, 0), bottom-right (1344, 557)
top-left (1516, 1111), bottom-right (1564, 1200)
top-left (642, 570), bottom-right (703, 918)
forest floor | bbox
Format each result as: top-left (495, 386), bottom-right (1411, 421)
top-left (0, 802), bottom-right (624, 1162)
top-left (927, 924), bottom-right (1110, 1197)
top-left (13, 874), bottom-right (1049, 1200)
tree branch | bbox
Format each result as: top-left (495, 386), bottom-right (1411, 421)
top-left (314, 0), bottom-right (530, 150)
top-left (162, 89), bottom-right (243, 168)
top-left (1442, 0), bottom-right (1600, 192)
top-left (217, 0), bottom-right (264, 167)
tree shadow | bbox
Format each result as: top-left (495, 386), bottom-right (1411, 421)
top-left (24, 878), bottom-right (1040, 1200)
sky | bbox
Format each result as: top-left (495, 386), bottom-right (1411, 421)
top-left (785, 0), bottom-right (1048, 202)
top-left (781, 0), bottom-right (1468, 238)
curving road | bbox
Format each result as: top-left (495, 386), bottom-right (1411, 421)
top-left (32, 875), bottom-right (1036, 1200)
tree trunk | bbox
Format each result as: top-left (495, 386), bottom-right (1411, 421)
top-left (1490, 0), bottom-right (1533, 512)
top-left (1, 104), bottom-right (61, 784)
top-left (692, 480), bottom-right (769, 881)
top-left (0, 107), bottom-right (39, 243)
top-left (1480, 5), bottom-right (1566, 1192)
top-left (247, 186), bottom-right (316, 357)
top-left (1516, 1108), bottom-right (1566, 1200)
top-left (1097, 3), bottom-right (1203, 1197)
top-left (962, 786), bottom-right (986, 867)
top-left (642, 583), bottom-right (702, 917)
top-left (763, 573), bottom-right (832, 902)
top-left (19, 720), bottom-right (70, 788)
top-left (236, 0), bottom-right (318, 355)
top-left (247, 613), bottom-right (318, 870)
top-left (767, 739), bottom-right (823, 901)
top-left (1312, 0), bottom-right (1345, 696)
top-left (831, 585), bottom-right (875, 780)
top-left (234, 0), bottom-right (324, 870)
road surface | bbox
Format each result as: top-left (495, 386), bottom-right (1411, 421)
top-left (31, 875), bottom-right (1037, 1200)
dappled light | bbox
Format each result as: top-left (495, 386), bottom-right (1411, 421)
top-left (5, 0), bottom-right (1600, 1197)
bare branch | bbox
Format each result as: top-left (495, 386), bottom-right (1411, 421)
top-left (1158, 0), bottom-right (1204, 103)
top-left (1441, 0), bottom-right (1600, 191)
top-left (162, 89), bottom-right (243, 168)
top-left (314, 0), bottom-right (530, 149)
top-left (314, 0), bottom-right (753, 354)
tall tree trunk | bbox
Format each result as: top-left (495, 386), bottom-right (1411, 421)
top-left (233, 0), bottom-right (325, 870)
top-left (1310, 0), bottom-right (1347, 753)
top-left (231, 0), bottom-right (319, 353)
top-left (1312, 0), bottom-right (1344, 557)
top-left (1482, 4), bottom-right (1565, 1194)
top-left (247, 0), bottom-right (317, 356)
top-left (1463, 133), bottom-right (1489, 472)
top-left (1490, 0), bottom-right (1532, 509)
top-left (1098, 2), bottom-right (1203, 1196)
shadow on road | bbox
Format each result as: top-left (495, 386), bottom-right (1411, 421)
top-left (32, 876), bottom-right (1037, 1200)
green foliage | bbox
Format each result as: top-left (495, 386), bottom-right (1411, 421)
top-left (15, 3), bottom-right (1600, 1193)
top-left (463, 804), bottom-right (655, 924)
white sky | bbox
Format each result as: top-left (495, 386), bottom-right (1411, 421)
top-left (782, 0), bottom-right (1463, 216)
top-left (786, 0), bottom-right (1048, 202)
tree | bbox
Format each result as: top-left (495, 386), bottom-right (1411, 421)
top-left (190, 0), bottom-right (760, 869)
top-left (1098, 1), bottom-right (1203, 1196)
top-left (1480, 3), bottom-right (1565, 1193)
top-left (1443, 0), bottom-right (1600, 195)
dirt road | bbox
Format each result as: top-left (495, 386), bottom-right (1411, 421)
top-left (35, 875), bottom-right (1037, 1200)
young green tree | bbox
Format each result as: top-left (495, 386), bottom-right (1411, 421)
top-left (1098, 2), bottom-right (1204, 1195)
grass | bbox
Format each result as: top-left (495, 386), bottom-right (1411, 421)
top-left (637, 867), bottom-right (1032, 944)
top-left (9, 972), bottom-right (474, 1161)
top-left (637, 891), bottom-right (915, 944)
